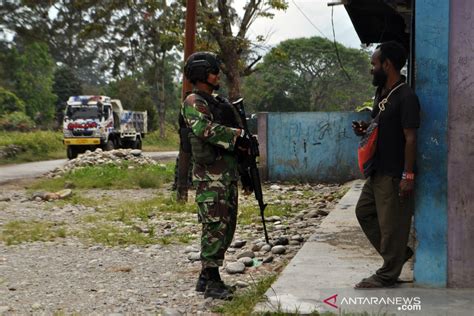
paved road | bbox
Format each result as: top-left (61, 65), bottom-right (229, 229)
top-left (0, 151), bottom-right (178, 184)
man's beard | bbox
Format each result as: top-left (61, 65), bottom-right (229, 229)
top-left (372, 68), bottom-right (387, 87)
top-left (207, 82), bottom-right (220, 91)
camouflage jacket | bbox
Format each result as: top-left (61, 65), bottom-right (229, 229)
top-left (181, 90), bottom-right (242, 183)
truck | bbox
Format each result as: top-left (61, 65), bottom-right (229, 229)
top-left (63, 95), bottom-right (147, 159)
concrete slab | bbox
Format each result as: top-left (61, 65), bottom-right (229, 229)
top-left (255, 180), bottom-right (474, 315)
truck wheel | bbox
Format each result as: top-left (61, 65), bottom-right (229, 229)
top-left (67, 146), bottom-right (78, 160)
top-left (105, 140), bottom-right (115, 151)
top-left (133, 137), bottom-right (142, 150)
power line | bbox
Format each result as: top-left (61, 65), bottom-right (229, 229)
top-left (331, 6), bottom-right (351, 81)
top-left (291, 0), bottom-right (351, 81)
top-left (291, 0), bottom-right (328, 39)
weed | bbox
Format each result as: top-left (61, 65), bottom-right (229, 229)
top-left (105, 195), bottom-right (194, 224)
top-left (0, 220), bottom-right (67, 245)
top-left (238, 203), bottom-right (293, 225)
top-left (214, 274), bottom-right (278, 315)
top-left (79, 223), bottom-right (156, 247)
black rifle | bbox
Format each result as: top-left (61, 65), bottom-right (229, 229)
top-left (232, 98), bottom-right (270, 244)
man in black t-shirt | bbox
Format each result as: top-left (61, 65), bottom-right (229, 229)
top-left (352, 41), bottom-right (420, 288)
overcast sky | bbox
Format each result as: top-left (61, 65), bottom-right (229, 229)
top-left (234, 0), bottom-right (362, 49)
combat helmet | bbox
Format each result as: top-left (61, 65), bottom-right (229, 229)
top-left (184, 52), bottom-right (221, 84)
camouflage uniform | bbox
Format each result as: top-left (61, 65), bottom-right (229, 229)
top-left (181, 91), bottom-right (242, 269)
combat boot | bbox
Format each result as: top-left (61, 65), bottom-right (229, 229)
top-left (195, 271), bottom-right (208, 292)
top-left (204, 280), bottom-right (234, 300)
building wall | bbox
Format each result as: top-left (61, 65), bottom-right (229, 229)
top-left (448, 0), bottom-right (474, 287)
top-left (414, 0), bottom-right (450, 287)
top-left (265, 112), bottom-right (370, 183)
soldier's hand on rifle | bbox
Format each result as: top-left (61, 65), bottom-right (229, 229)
top-left (239, 170), bottom-right (254, 195)
top-left (235, 131), bottom-right (251, 152)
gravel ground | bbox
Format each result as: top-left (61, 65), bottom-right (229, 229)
top-left (0, 180), bottom-right (347, 315)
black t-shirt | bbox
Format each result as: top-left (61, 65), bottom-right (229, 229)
top-left (371, 80), bottom-right (421, 178)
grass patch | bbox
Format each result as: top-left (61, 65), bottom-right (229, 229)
top-left (334, 186), bottom-right (350, 200)
top-left (46, 192), bottom-right (105, 208)
top-left (106, 195), bottom-right (195, 224)
top-left (79, 223), bottom-right (195, 247)
top-left (79, 223), bottom-right (156, 246)
top-left (238, 203), bottom-right (293, 225)
top-left (28, 163), bottom-right (175, 191)
top-left (213, 274), bottom-right (278, 315)
top-left (76, 195), bottom-right (196, 246)
top-left (0, 220), bottom-right (66, 245)
top-left (0, 130), bottom-right (65, 165)
top-left (143, 124), bottom-right (179, 151)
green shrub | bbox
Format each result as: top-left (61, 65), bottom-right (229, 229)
top-left (0, 87), bottom-right (26, 114)
top-left (0, 111), bottom-right (36, 131)
top-left (0, 130), bottom-right (64, 163)
top-left (143, 123), bottom-right (179, 151)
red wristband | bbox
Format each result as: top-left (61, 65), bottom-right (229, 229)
top-left (402, 172), bottom-right (415, 180)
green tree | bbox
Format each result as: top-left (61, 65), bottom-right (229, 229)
top-left (0, 1), bottom-right (107, 85)
top-left (52, 66), bottom-right (83, 126)
top-left (13, 42), bottom-right (57, 125)
top-left (105, 77), bottom-right (159, 131)
top-left (242, 37), bottom-right (373, 112)
top-left (0, 42), bottom-right (16, 90)
top-left (98, 1), bottom-right (183, 137)
top-left (198, 0), bottom-right (288, 99)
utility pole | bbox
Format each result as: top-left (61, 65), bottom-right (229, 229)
top-left (177, 0), bottom-right (197, 202)
top-left (182, 0), bottom-right (196, 97)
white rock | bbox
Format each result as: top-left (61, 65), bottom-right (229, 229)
top-left (267, 216), bottom-right (281, 222)
top-left (270, 184), bottom-right (282, 190)
top-left (225, 262), bottom-right (246, 274)
top-left (130, 149), bottom-right (142, 156)
top-left (56, 189), bottom-right (72, 199)
top-left (184, 246), bottom-right (199, 254)
top-left (274, 224), bottom-right (287, 231)
top-left (231, 240), bottom-right (246, 248)
top-left (187, 252), bottom-right (201, 261)
top-left (237, 251), bottom-right (255, 259)
top-left (31, 303), bottom-right (42, 310)
top-left (235, 281), bottom-right (249, 288)
top-left (0, 306), bottom-right (10, 313)
top-left (238, 257), bottom-right (254, 267)
top-left (271, 245), bottom-right (287, 255)
top-left (261, 244), bottom-right (272, 252)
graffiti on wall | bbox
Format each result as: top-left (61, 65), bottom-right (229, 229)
top-left (267, 112), bottom-right (369, 182)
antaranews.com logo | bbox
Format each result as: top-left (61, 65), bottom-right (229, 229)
top-left (323, 294), bottom-right (422, 311)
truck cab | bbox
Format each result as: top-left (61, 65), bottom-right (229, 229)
top-left (63, 95), bottom-right (147, 159)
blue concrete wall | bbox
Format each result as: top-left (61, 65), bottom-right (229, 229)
top-left (414, 0), bottom-right (450, 287)
top-left (267, 112), bottom-right (370, 183)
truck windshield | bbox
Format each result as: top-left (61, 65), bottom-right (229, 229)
top-left (67, 106), bottom-right (101, 120)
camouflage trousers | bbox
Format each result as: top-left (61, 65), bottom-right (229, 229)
top-left (195, 180), bottom-right (238, 268)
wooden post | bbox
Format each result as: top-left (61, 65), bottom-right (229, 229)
top-left (177, 0), bottom-right (197, 202)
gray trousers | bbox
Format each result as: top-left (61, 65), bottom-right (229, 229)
top-left (355, 173), bottom-right (414, 284)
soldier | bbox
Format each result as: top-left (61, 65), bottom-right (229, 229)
top-left (181, 51), bottom-right (251, 300)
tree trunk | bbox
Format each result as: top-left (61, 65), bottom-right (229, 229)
top-left (223, 49), bottom-right (241, 100)
top-left (158, 52), bottom-right (166, 138)
top-left (150, 52), bottom-right (167, 138)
